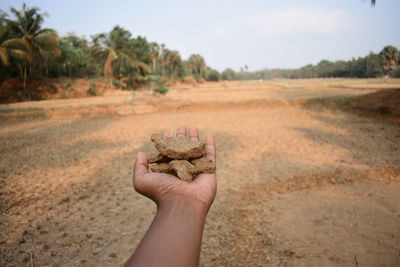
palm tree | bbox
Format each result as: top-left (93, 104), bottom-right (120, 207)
top-left (0, 10), bottom-right (8, 65)
top-left (160, 43), bottom-right (166, 76)
top-left (90, 26), bottom-right (150, 88)
top-left (90, 33), bottom-right (117, 86)
top-left (0, 9), bottom-right (31, 81)
top-left (162, 49), bottom-right (181, 78)
top-left (188, 54), bottom-right (206, 78)
top-left (5, 3), bottom-right (59, 89)
top-left (170, 51), bottom-right (182, 78)
top-left (0, 32), bottom-right (31, 67)
top-left (379, 45), bottom-right (399, 77)
top-left (59, 34), bottom-right (90, 77)
top-left (149, 42), bottom-right (160, 73)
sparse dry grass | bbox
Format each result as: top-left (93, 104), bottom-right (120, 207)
top-left (1, 79), bottom-right (399, 266)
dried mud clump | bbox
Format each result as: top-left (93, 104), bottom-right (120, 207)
top-left (148, 133), bottom-right (215, 182)
top-left (151, 133), bottom-right (205, 159)
top-left (169, 160), bottom-right (195, 182)
top-left (150, 162), bottom-right (172, 173)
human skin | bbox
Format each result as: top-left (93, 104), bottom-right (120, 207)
top-left (124, 127), bottom-right (217, 267)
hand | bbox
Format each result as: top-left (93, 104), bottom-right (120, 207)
top-left (127, 127), bottom-right (216, 267)
top-left (133, 127), bottom-right (217, 214)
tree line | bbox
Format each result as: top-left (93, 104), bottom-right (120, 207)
top-left (221, 45), bottom-right (400, 81)
top-left (0, 3), bottom-right (219, 98)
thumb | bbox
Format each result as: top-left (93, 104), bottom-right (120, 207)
top-left (134, 152), bottom-right (149, 177)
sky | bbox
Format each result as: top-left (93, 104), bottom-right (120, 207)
top-left (1, 0), bottom-right (400, 72)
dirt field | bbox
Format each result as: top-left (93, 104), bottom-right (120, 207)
top-left (1, 79), bottom-right (400, 266)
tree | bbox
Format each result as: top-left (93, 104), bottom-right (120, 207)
top-left (162, 49), bottom-right (182, 79)
top-left (364, 52), bottom-right (384, 77)
top-left (204, 67), bottom-right (220, 81)
top-left (0, 31), bottom-right (31, 68)
top-left (59, 34), bottom-right (90, 77)
top-left (188, 54), bottom-right (205, 79)
top-left (0, 11), bottom-right (29, 66)
top-left (5, 3), bottom-right (59, 89)
top-left (379, 45), bottom-right (399, 76)
top-left (90, 26), bottom-right (150, 88)
top-left (221, 68), bottom-right (236, 80)
top-left (131, 36), bottom-right (151, 66)
top-left (0, 10), bottom-right (9, 66)
top-left (149, 42), bottom-right (160, 73)
top-left (90, 32), bottom-right (112, 81)
top-left (159, 43), bottom-right (166, 75)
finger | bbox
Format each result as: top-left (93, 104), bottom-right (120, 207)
top-left (205, 134), bottom-right (216, 163)
top-left (163, 130), bottom-right (171, 137)
top-left (134, 152), bottom-right (149, 178)
top-left (189, 127), bottom-right (199, 141)
top-left (176, 126), bottom-right (187, 137)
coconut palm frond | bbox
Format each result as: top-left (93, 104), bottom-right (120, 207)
top-left (136, 62), bottom-right (151, 74)
top-left (35, 28), bottom-right (56, 36)
top-left (21, 37), bottom-right (32, 54)
top-left (8, 48), bottom-right (31, 62)
top-left (0, 9), bottom-right (7, 21)
top-left (1, 38), bottom-right (28, 51)
top-left (117, 51), bottom-right (136, 67)
top-left (9, 7), bottom-right (24, 25)
top-left (5, 19), bottom-right (26, 36)
top-left (35, 32), bottom-right (59, 49)
top-left (89, 45), bottom-right (107, 59)
top-left (0, 46), bottom-right (9, 65)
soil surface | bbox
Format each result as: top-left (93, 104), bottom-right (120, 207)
top-left (1, 79), bottom-right (399, 266)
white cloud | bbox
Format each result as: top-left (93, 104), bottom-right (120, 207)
top-left (242, 8), bottom-right (347, 35)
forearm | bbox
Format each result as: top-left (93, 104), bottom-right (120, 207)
top-left (125, 198), bottom-right (208, 267)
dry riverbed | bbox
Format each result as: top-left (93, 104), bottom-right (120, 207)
top-left (1, 79), bottom-right (399, 266)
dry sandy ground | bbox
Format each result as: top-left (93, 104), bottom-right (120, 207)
top-left (0, 79), bottom-right (400, 266)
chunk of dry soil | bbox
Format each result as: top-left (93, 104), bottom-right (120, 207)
top-left (149, 132), bottom-right (215, 181)
top-left (192, 157), bottom-right (216, 175)
top-left (151, 133), bottom-right (205, 159)
top-left (169, 160), bottom-right (195, 182)
top-left (147, 150), bottom-right (164, 164)
top-left (149, 163), bottom-right (172, 173)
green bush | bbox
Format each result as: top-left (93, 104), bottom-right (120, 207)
top-left (112, 80), bottom-right (120, 88)
top-left (87, 87), bottom-right (96, 96)
top-left (154, 86), bottom-right (169, 95)
top-left (144, 75), bottom-right (167, 91)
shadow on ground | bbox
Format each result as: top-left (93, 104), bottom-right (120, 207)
top-left (297, 88), bottom-right (400, 125)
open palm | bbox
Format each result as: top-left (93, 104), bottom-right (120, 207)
top-left (133, 127), bottom-right (216, 211)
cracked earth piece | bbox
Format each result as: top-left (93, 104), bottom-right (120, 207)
top-left (148, 132), bottom-right (215, 181)
top-left (151, 133), bottom-right (205, 159)
top-left (169, 160), bottom-right (195, 182)
top-left (191, 157), bottom-right (216, 175)
top-left (149, 162), bottom-right (172, 173)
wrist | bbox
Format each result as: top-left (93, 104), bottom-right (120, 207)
top-left (158, 196), bottom-right (209, 221)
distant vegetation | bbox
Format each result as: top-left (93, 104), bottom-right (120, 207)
top-left (223, 45), bottom-right (400, 80)
top-left (0, 2), bottom-right (398, 103)
top-left (0, 3), bottom-right (219, 102)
